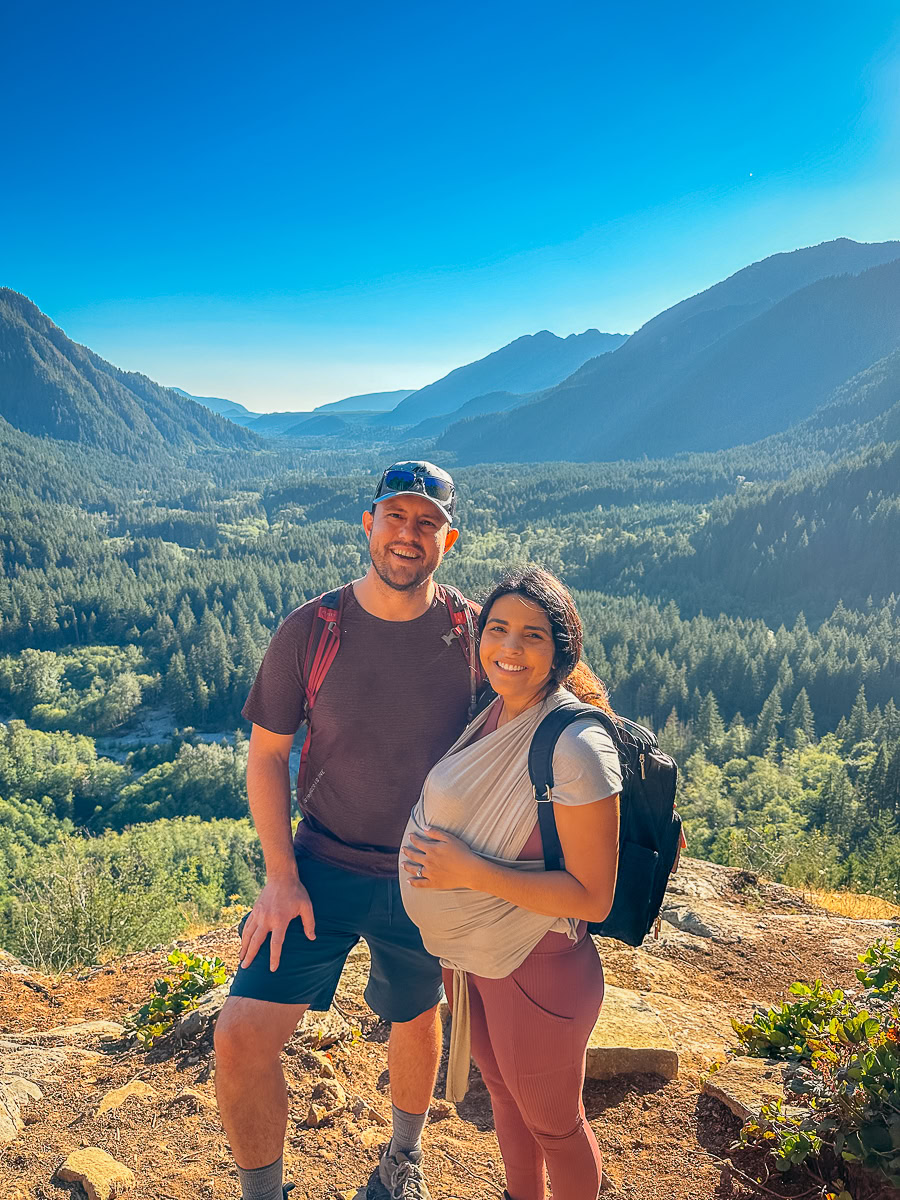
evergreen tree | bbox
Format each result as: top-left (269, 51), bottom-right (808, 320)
top-left (821, 763), bottom-right (858, 839)
top-left (845, 685), bottom-right (871, 746)
top-left (695, 691), bottom-right (726, 760)
top-left (754, 686), bottom-right (783, 756)
top-left (786, 688), bottom-right (816, 747)
top-left (885, 745), bottom-right (900, 820)
top-left (864, 744), bottom-right (890, 817)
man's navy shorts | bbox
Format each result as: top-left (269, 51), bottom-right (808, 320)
top-left (229, 850), bottom-right (443, 1023)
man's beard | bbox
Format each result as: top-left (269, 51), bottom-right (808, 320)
top-left (370, 545), bottom-right (433, 592)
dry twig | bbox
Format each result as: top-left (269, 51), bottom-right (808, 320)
top-left (440, 1148), bottom-right (505, 1195)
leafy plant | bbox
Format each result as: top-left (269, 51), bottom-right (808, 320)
top-left (856, 937), bottom-right (900, 998)
top-left (731, 981), bottom-right (852, 1060)
top-left (735, 942), bottom-right (900, 1190)
top-left (126, 950), bottom-right (226, 1049)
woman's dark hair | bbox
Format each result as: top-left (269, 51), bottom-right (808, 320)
top-left (478, 565), bottom-right (615, 715)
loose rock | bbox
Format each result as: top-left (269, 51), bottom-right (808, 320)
top-left (306, 1102), bottom-right (334, 1128)
top-left (701, 1056), bottom-right (802, 1121)
top-left (0, 1046), bottom-right (99, 1081)
top-left (661, 907), bottom-right (716, 939)
top-left (298, 1009), bottom-right (351, 1050)
top-left (153, 982), bottom-right (231, 1049)
top-left (57, 1146), bottom-right (136, 1200)
top-left (169, 1086), bottom-right (217, 1111)
top-left (348, 1095), bottom-right (389, 1126)
top-left (0, 1075), bottom-right (43, 1146)
top-left (96, 1077), bottom-right (158, 1116)
top-left (312, 1078), bottom-right (347, 1108)
top-left (358, 1126), bottom-right (386, 1149)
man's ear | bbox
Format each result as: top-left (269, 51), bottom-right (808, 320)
top-left (443, 527), bottom-right (460, 552)
top-left (362, 510), bottom-right (374, 539)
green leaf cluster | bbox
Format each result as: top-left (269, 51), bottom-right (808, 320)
top-left (731, 981), bottom-right (853, 1060)
top-left (736, 942), bottom-right (900, 1188)
top-left (857, 938), bottom-right (900, 998)
top-left (125, 950), bottom-right (226, 1049)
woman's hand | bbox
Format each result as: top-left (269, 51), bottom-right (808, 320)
top-left (402, 828), bottom-right (480, 890)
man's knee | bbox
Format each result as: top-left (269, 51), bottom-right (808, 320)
top-left (390, 1004), bottom-right (439, 1035)
top-left (214, 996), bottom-right (306, 1069)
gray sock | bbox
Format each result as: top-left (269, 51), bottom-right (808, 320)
top-left (236, 1155), bottom-right (284, 1200)
top-left (389, 1104), bottom-right (428, 1158)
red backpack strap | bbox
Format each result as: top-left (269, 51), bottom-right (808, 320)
top-left (439, 584), bottom-right (484, 719)
top-left (301, 586), bottom-right (346, 715)
top-left (298, 585), bottom-right (346, 796)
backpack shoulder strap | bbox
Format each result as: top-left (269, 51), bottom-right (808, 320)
top-left (438, 584), bottom-right (484, 719)
top-left (301, 584), bottom-right (348, 717)
top-left (529, 702), bottom-right (620, 872)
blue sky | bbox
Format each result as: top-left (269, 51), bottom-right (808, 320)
top-left (2, 1), bottom-right (899, 410)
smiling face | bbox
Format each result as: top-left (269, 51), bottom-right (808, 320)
top-left (363, 493), bottom-right (459, 592)
top-left (479, 591), bottom-right (557, 711)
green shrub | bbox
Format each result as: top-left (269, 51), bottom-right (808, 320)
top-left (125, 950), bottom-right (227, 1049)
top-left (2, 817), bottom-right (263, 970)
top-left (10, 838), bottom-right (186, 971)
top-left (731, 981), bottom-right (853, 1060)
top-left (856, 937), bottom-right (900, 998)
top-left (735, 941), bottom-right (900, 1189)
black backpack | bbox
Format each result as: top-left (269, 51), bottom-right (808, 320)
top-left (528, 699), bottom-right (683, 947)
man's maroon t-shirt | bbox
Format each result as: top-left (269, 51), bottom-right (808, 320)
top-left (242, 585), bottom-right (475, 877)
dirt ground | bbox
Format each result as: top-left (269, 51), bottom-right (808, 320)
top-left (2, 858), bottom-right (898, 1200)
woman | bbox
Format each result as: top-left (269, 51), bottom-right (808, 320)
top-left (400, 565), bottom-right (621, 1200)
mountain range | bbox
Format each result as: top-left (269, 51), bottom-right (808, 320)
top-left (181, 332), bottom-right (627, 439)
top-left (170, 389), bottom-right (259, 426)
top-left (387, 328), bottom-right (628, 423)
top-left (437, 238), bottom-right (900, 463)
top-left (314, 389), bottom-right (414, 413)
top-left (3, 238), bottom-right (900, 467)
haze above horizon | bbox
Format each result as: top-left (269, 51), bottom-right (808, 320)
top-left (2, 1), bottom-right (899, 411)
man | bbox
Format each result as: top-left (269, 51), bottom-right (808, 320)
top-left (215, 461), bottom-right (480, 1200)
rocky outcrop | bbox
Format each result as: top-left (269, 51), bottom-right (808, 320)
top-left (585, 987), bottom-right (679, 1081)
top-left (10, 1019), bottom-right (125, 1046)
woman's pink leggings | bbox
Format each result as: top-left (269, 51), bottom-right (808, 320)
top-left (444, 928), bottom-right (605, 1200)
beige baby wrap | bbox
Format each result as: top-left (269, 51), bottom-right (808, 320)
top-left (399, 688), bottom-right (622, 1100)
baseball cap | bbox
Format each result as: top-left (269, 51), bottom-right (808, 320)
top-left (372, 460), bottom-right (457, 524)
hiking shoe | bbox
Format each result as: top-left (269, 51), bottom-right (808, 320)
top-left (366, 1146), bottom-right (432, 1200)
top-left (283, 1186), bottom-right (295, 1198)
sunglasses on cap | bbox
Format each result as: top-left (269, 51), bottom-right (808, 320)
top-left (375, 467), bottom-right (455, 506)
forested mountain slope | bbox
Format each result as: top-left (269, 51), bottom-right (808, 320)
top-left (438, 238), bottom-right (900, 463)
top-left (0, 291), bottom-right (260, 459)
top-left (635, 440), bottom-right (900, 619)
top-left (405, 389), bottom-right (527, 439)
top-left (389, 328), bottom-right (628, 422)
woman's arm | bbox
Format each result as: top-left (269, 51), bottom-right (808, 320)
top-left (403, 792), bottom-right (620, 923)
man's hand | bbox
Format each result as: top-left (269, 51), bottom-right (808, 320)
top-left (239, 876), bottom-right (316, 972)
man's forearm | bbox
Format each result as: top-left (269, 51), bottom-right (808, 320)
top-left (246, 750), bottom-right (298, 881)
